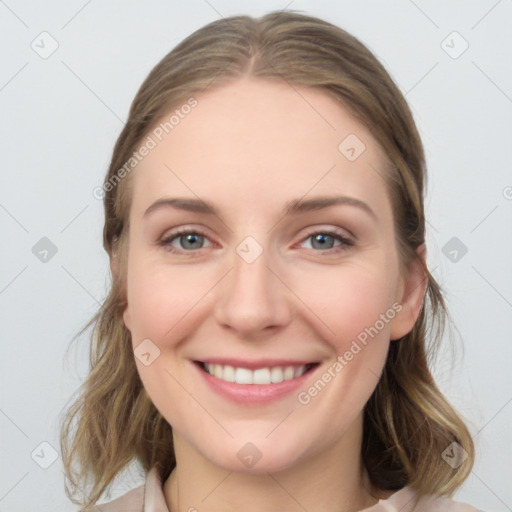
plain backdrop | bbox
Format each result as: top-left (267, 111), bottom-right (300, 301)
top-left (1, 1), bottom-right (511, 511)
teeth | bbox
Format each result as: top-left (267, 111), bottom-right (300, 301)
top-left (270, 367), bottom-right (284, 383)
top-left (253, 368), bottom-right (270, 385)
top-left (283, 366), bottom-right (294, 380)
top-left (204, 363), bottom-right (308, 384)
top-left (235, 367), bottom-right (253, 384)
top-left (293, 366), bottom-right (304, 378)
top-left (223, 365), bottom-right (235, 382)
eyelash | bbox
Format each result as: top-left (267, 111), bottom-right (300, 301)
top-left (158, 226), bottom-right (354, 257)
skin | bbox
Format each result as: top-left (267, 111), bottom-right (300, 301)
top-left (118, 76), bottom-right (426, 512)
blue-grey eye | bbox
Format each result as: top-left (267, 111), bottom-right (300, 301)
top-left (176, 233), bottom-right (205, 250)
top-left (310, 233), bottom-right (337, 250)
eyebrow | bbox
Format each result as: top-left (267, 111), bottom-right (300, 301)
top-left (143, 195), bottom-right (377, 220)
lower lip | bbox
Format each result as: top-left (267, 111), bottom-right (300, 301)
top-left (193, 362), bottom-right (319, 405)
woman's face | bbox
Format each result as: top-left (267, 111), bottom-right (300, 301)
top-left (121, 77), bottom-right (422, 473)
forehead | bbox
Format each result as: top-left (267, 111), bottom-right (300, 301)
top-left (130, 77), bottom-right (391, 219)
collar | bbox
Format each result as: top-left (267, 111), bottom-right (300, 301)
top-left (142, 466), bottom-right (419, 512)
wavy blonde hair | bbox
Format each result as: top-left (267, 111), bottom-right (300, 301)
top-left (59, 10), bottom-right (475, 510)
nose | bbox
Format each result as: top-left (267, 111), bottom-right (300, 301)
top-left (213, 242), bottom-right (292, 338)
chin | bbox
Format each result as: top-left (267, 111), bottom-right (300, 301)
top-left (202, 436), bottom-right (310, 475)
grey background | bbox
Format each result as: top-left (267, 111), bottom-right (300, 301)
top-left (1, 1), bottom-right (511, 511)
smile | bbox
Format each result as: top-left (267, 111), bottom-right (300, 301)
top-left (198, 362), bottom-right (318, 384)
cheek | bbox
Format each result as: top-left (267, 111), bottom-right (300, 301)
top-left (125, 254), bottom-right (209, 343)
top-left (291, 265), bottom-right (396, 424)
top-left (126, 254), bottom-right (399, 348)
top-left (294, 262), bottom-right (398, 348)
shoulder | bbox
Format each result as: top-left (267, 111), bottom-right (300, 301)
top-left (421, 493), bottom-right (485, 512)
top-left (83, 466), bottom-right (165, 512)
top-left (85, 484), bottom-right (145, 512)
top-left (364, 486), bottom-right (485, 512)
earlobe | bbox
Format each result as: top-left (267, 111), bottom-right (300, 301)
top-left (109, 258), bottom-right (117, 277)
top-left (389, 245), bottom-right (427, 341)
top-left (110, 248), bottom-right (131, 331)
top-left (123, 308), bottom-right (132, 331)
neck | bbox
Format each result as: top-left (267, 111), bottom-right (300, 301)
top-left (163, 414), bottom-right (387, 512)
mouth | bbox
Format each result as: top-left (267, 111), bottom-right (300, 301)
top-left (194, 360), bottom-right (320, 385)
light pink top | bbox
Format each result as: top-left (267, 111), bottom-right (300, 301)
top-left (93, 466), bottom-right (484, 512)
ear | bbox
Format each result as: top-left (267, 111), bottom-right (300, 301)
top-left (110, 245), bottom-right (132, 331)
top-left (389, 245), bottom-right (427, 341)
top-left (109, 250), bottom-right (118, 277)
top-left (122, 305), bottom-right (132, 331)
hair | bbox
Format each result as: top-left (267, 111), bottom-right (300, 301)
top-left (59, 10), bottom-right (475, 510)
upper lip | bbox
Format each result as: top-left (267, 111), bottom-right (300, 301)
top-left (195, 358), bottom-right (320, 370)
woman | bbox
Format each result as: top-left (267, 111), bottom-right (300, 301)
top-left (60, 11), bottom-right (482, 512)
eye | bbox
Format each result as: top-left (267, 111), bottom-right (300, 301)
top-left (159, 227), bottom-right (214, 255)
top-left (298, 229), bottom-right (354, 254)
top-left (159, 227), bottom-right (354, 256)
